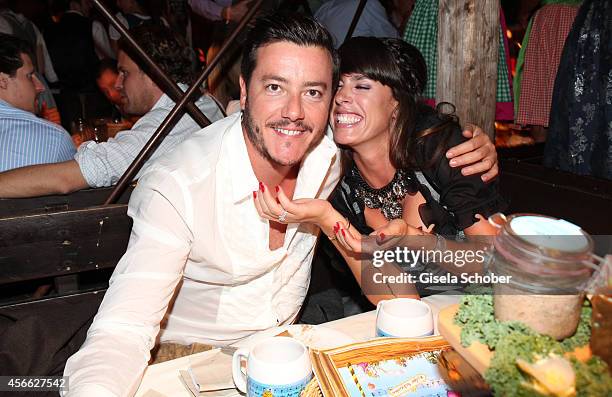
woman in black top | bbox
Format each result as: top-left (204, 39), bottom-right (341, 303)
top-left (255, 37), bottom-right (503, 304)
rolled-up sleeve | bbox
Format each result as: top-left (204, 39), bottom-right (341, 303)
top-left (63, 169), bottom-right (193, 397)
top-left (74, 124), bottom-right (151, 188)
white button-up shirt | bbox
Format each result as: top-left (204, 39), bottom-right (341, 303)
top-left (63, 113), bottom-right (340, 396)
top-left (75, 90), bottom-right (224, 188)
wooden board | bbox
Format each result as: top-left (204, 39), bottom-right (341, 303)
top-left (0, 185), bottom-right (134, 218)
top-left (0, 204), bottom-right (132, 284)
top-left (437, 0), bottom-right (499, 137)
top-left (437, 304), bottom-right (492, 376)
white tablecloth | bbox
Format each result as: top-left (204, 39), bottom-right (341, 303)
top-left (136, 294), bottom-right (460, 397)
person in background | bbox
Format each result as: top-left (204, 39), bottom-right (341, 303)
top-left (0, 0), bottom-right (62, 124)
top-left (49, 0), bottom-right (115, 60)
top-left (0, 33), bottom-right (74, 172)
top-left (46, 0), bottom-right (100, 94)
top-left (109, 0), bottom-right (163, 54)
top-left (0, 24), bottom-right (223, 197)
top-left (0, 0), bottom-right (57, 84)
top-left (544, 0), bottom-right (611, 179)
top-left (95, 58), bottom-right (137, 120)
top-left (187, 0), bottom-right (250, 24)
top-left (188, 0), bottom-right (260, 108)
top-left (514, 0), bottom-right (581, 143)
top-left (314, 0), bottom-right (398, 48)
top-left (45, 0), bottom-right (105, 130)
top-left (95, 58), bottom-right (138, 138)
top-left (387, 0), bottom-right (415, 34)
top-left (95, 58), bottom-right (122, 110)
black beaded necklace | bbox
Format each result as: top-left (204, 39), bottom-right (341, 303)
top-left (348, 165), bottom-right (414, 220)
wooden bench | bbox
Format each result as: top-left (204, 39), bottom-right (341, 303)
top-left (0, 186), bottom-right (133, 311)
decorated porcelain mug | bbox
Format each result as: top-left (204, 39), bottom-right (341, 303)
top-left (376, 298), bottom-right (434, 337)
top-left (232, 337), bottom-right (312, 397)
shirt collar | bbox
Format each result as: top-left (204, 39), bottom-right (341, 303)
top-left (0, 98), bottom-right (32, 117)
top-left (224, 113), bottom-right (338, 204)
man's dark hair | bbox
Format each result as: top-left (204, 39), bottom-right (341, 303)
top-left (0, 33), bottom-right (33, 76)
top-left (96, 58), bottom-right (118, 80)
top-left (118, 24), bottom-right (195, 85)
top-left (241, 13), bottom-right (339, 88)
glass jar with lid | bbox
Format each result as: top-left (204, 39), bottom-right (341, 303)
top-left (489, 214), bottom-right (595, 340)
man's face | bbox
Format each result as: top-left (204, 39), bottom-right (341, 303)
top-left (97, 69), bottom-right (122, 107)
top-left (240, 42), bottom-right (333, 167)
top-left (115, 50), bottom-right (158, 116)
top-left (0, 53), bottom-right (44, 113)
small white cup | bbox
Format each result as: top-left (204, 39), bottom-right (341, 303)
top-left (376, 298), bottom-right (434, 337)
top-left (232, 337), bottom-right (312, 396)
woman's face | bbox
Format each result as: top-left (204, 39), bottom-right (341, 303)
top-left (332, 73), bottom-right (398, 149)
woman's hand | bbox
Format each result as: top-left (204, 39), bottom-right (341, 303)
top-left (252, 182), bottom-right (333, 227)
top-left (335, 219), bottom-right (432, 254)
top-left (369, 219), bottom-right (426, 242)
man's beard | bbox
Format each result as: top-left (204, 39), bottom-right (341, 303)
top-left (241, 99), bottom-right (316, 167)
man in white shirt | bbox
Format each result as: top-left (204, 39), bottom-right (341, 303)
top-left (0, 24), bottom-right (223, 197)
top-left (61, 14), bottom-right (497, 396)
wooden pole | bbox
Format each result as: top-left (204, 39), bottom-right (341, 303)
top-left (436, 0), bottom-right (499, 138)
top-left (344, 0), bottom-right (368, 44)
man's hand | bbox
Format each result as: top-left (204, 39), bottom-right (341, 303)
top-left (445, 124), bottom-right (498, 182)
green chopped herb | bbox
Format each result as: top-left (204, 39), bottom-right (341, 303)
top-left (453, 290), bottom-right (612, 396)
top-left (574, 357), bottom-right (612, 397)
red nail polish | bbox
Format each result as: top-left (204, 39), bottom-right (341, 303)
top-left (275, 186), bottom-right (279, 193)
top-left (259, 182), bottom-right (265, 192)
top-left (379, 233), bottom-right (385, 241)
top-left (341, 229), bottom-right (346, 237)
top-left (253, 191), bottom-right (257, 199)
top-left (333, 224), bottom-right (338, 233)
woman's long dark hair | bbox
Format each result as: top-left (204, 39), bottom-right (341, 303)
top-left (337, 37), bottom-right (456, 173)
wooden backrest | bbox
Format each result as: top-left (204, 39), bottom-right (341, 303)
top-left (0, 185), bottom-right (133, 218)
top-left (0, 204), bottom-right (132, 285)
top-left (0, 186), bottom-right (134, 307)
top-left (500, 158), bottom-right (612, 235)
